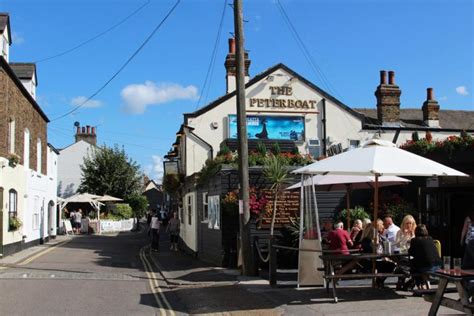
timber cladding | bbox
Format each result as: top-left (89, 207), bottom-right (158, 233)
top-left (0, 67), bottom-right (47, 174)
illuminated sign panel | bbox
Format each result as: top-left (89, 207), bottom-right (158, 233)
top-left (228, 115), bottom-right (304, 141)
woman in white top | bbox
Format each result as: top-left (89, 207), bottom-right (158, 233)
top-left (394, 215), bottom-right (417, 253)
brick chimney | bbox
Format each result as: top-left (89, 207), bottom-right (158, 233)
top-left (75, 124), bottom-right (97, 145)
top-left (422, 87), bottom-right (440, 127)
top-left (375, 70), bottom-right (402, 125)
top-left (224, 38), bottom-right (251, 93)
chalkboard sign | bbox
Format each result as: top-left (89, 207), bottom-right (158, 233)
top-left (63, 220), bottom-right (73, 235)
top-left (260, 190), bottom-right (300, 228)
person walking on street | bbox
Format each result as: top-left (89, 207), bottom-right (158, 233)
top-left (74, 209), bottom-right (83, 234)
top-left (167, 212), bottom-right (180, 251)
top-left (150, 212), bottom-right (161, 252)
top-left (69, 209), bottom-right (76, 234)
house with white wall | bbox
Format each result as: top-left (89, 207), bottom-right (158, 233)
top-left (57, 125), bottom-right (97, 198)
top-left (0, 12), bottom-right (59, 256)
top-left (164, 38), bottom-right (474, 263)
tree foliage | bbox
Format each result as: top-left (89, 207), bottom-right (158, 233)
top-left (79, 145), bottom-right (142, 199)
top-left (127, 194), bottom-right (149, 219)
top-left (263, 155), bottom-right (289, 237)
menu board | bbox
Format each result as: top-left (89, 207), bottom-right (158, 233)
top-left (260, 190), bottom-right (300, 228)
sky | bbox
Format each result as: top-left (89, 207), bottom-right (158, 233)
top-left (2, 0), bottom-right (473, 182)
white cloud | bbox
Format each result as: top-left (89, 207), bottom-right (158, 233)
top-left (121, 81), bottom-right (198, 114)
top-left (12, 32), bottom-right (24, 44)
top-left (70, 96), bottom-right (103, 108)
top-left (456, 86), bottom-right (469, 96)
top-left (145, 155), bottom-right (164, 183)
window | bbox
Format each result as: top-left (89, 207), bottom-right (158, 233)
top-left (36, 138), bottom-right (42, 173)
top-left (8, 189), bottom-right (17, 219)
top-left (202, 192), bottom-right (209, 222)
top-left (349, 139), bottom-right (360, 149)
top-left (187, 194), bottom-right (192, 225)
top-left (24, 129), bottom-right (30, 169)
top-left (208, 195), bottom-right (220, 230)
top-left (8, 119), bottom-right (15, 153)
top-left (33, 196), bottom-right (39, 230)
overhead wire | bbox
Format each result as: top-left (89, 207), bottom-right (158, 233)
top-left (48, 125), bottom-right (169, 151)
top-left (50, 0), bottom-right (181, 122)
top-left (275, 0), bottom-right (341, 100)
top-left (195, 0), bottom-right (228, 110)
top-left (35, 0), bottom-right (151, 63)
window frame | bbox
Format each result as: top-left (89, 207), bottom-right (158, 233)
top-left (8, 118), bottom-right (15, 153)
top-left (202, 192), bottom-right (209, 223)
top-left (8, 189), bottom-right (18, 219)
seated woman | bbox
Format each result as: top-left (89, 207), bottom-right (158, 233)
top-left (408, 224), bottom-right (442, 289)
top-left (360, 223), bottom-right (395, 288)
top-left (394, 215), bottom-right (417, 290)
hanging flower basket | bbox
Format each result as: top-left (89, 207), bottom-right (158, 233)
top-left (9, 217), bottom-right (23, 231)
top-left (7, 153), bottom-right (20, 168)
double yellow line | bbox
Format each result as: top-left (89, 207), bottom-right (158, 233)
top-left (139, 246), bottom-right (175, 316)
top-left (17, 239), bottom-right (72, 266)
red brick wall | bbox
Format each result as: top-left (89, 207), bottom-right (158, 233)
top-left (0, 68), bottom-right (47, 174)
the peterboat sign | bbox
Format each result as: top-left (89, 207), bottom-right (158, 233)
top-left (249, 86), bottom-right (318, 111)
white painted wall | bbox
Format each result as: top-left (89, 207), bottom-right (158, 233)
top-left (0, 157), bottom-right (27, 247)
top-left (20, 78), bottom-right (36, 100)
top-left (1, 25), bottom-right (10, 62)
top-left (181, 192), bottom-right (197, 252)
top-left (57, 140), bottom-right (95, 198)
top-left (24, 145), bottom-right (58, 243)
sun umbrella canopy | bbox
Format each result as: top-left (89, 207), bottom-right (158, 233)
top-left (94, 195), bottom-right (123, 202)
top-left (63, 193), bottom-right (101, 203)
top-left (294, 139), bottom-right (468, 177)
top-left (286, 174), bottom-right (411, 191)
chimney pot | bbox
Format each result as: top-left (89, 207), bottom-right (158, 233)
top-left (86, 125), bottom-right (91, 134)
top-left (388, 71), bottom-right (395, 85)
top-left (82, 127), bottom-right (86, 134)
top-left (228, 38), bottom-right (236, 54)
top-left (380, 70), bottom-right (387, 85)
top-left (91, 127), bottom-right (96, 135)
top-left (427, 87), bottom-right (434, 101)
top-left (76, 126), bottom-right (80, 134)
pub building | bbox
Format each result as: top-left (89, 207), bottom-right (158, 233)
top-left (164, 38), bottom-right (474, 266)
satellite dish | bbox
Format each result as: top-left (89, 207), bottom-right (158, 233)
top-left (74, 121), bottom-right (80, 127)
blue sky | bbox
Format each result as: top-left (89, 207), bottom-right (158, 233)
top-left (3, 0), bottom-right (473, 181)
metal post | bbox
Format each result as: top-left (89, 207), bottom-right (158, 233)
top-left (234, 0), bottom-right (254, 276)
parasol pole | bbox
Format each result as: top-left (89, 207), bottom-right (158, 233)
top-left (346, 185), bottom-right (352, 230)
top-left (374, 174), bottom-right (379, 222)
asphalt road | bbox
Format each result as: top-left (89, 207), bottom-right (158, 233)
top-left (0, 231), bottom-right (173, 316)
top-left (0, 229), bottom-right (464, 316)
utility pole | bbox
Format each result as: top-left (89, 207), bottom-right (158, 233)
top-left (233, 0), bottom-right (254, 276)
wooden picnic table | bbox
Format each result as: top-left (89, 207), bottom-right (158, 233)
top-left (320, 252), bottom-right (410, 303)
top-left (426, 269), bottom-right (474, 316)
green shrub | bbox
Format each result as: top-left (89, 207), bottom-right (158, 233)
top-left (109, 204), bottom-right (133, 220)
top-left (9, 217), bottom-right (22, 230)
top-left (334, 206), bottom-right (370, 224)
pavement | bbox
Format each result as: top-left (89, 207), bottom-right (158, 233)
top-left (0, 227), bottom-right (466, 315)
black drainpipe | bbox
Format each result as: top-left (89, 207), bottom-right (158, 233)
top-left (322, 98), bottom-right (327, 156)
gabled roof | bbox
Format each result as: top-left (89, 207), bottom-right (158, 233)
top-left (47, 143), bottom-right (60, 155)
top-left (0, 13), bottom-right (11, 44)
top-left (10, 63), bottom-right (37, 84)
top-left (183, 63), bottom-right (364, 122)
top-left (0, 56), bottom-right (48, 122)
top-left (356, 108), bottom-right (474, 132)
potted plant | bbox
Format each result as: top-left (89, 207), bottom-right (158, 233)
top-left (7, 153), bottom-right (20, 168)
top-left (9, 216), bottom-right (22, 231)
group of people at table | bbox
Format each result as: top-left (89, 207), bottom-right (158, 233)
top-left (322, 214), bottom-right (442, 290)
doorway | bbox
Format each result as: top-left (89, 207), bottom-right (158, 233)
top-left (48, 200), bottom-right (55, 238)
top-left (449, 192), bottom-right (474, 258)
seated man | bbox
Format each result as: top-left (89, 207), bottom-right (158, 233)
top-left (327, 222), bottom-right (353, 255)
